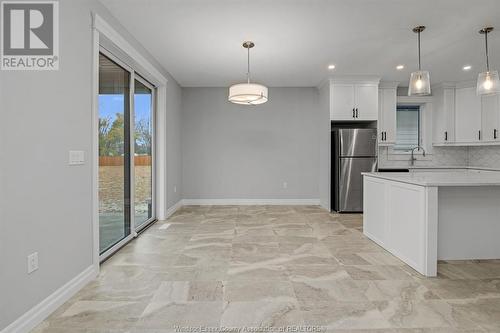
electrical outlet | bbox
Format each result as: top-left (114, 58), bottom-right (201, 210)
top-left (27, 252), bottom-right (39, 274)
top-left (283, 182), bottom-right (288, 189)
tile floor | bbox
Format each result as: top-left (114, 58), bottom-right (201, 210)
top-left (33, 205), bottom-right (500, 332)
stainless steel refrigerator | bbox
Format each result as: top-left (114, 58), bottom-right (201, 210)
top-left (332, 128), bottom-right (378, 212)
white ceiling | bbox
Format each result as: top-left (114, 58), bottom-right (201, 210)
top-left (100, 0), bottom-right (500, 87)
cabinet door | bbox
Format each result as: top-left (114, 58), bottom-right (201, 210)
top-left (355, 84), bottom-right (379, 120)
top-left (380, 88), bottom-right (396, 143)
top-left (433, 88), bottom-right (455, 144)
top-left (330, 84), bottom-right (355, 120)
top-left (378, 90), bottom-right (385, 143)
top-left (455, 87), bottom-right (482, 143)
top-left (481, 95), bottom-right (500, 141)
top-left (363, 177), bottom-right (388, 245)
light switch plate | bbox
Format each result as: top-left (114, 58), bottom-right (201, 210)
top-left (69, 150), bottom-right (85, 165)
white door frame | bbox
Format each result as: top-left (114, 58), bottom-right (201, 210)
top-left (91, 13), bottom-right (168, 270)
top-left (133, 74), bottom-right (157, 231)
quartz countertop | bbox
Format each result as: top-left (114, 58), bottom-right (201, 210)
top-left (363, 169), bottom-right (500, 186)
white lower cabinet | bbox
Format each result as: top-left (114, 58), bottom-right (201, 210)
top-left (363, 176), bottom-right (388, 243)
top-left (363, 176), bottom-right (438, 276)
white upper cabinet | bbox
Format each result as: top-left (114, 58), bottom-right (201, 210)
top-left (481, 94), bottom-right (500, 142)
top-left (432, 83), bottom-right (500, 146)
top-left (455, 87), bottom-right (482, 143)
top-left (331, 83), bottom-right (356, 120)
top-left (329, 78), bottom-right (380, 121)
top-left (432, 85), bottom-right (455, 144)
top-left (355, 84), bottom-right (379, 120)
top-left (378, 83), bottom-right (397, 145)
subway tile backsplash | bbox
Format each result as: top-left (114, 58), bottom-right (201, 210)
top-left (468, 146), bottom-right (500, 169)
top-left (378, 146), bottom-right (468, 168)
top-left (378, 145), bottom-right (500, 169)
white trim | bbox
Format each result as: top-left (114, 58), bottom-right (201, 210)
top-left (379, 81), bottom-right (400, 89)
top-left (156, 85), bottom-right (167, 219)
top-left (397, 96), bottom-right (433, 104)
top-left (329, 76), bottom-right (381, 84)
top-left (181, 199), bottom-right (321, 206)
top-left (90, 28), bottom-right (100, 272)
top-left (93, 14), bottom-right (167, 86)
top-left (165, 200), bottom-right (183, 218)
top-left (1, 266), bottom-right (97, 333)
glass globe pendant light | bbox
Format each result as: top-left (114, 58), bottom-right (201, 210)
top-left (228, 41), bottom-right (268, 105)
top-left (477, 27), bottom-right (500, 95)
top-left (408, 26), bottom-right (431, 96)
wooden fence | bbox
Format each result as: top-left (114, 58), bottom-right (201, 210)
top-left (99, 155), bottom-right (152, 166)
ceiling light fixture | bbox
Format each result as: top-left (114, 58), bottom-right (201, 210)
top-left (396, 65), bottom-right (405, 70)
top-left (477, 27), bottom-right (500, 95)
top-left (463, 65), bottom-right (472, 71)
top-left (328, 64), bottom-right (336, 70)
top-left (408, 26), bottom-right (431, 96)
top-left (228, 41), bottom-right (268, 105)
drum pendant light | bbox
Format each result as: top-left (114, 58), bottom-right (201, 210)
top-left (228, 41), bottom-right (268, 105)
top-left (477, 27), bottom-right (500, 95)
top-left (408, 26), bottom-right (431, 96)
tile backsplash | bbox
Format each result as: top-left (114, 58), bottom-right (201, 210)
top-left (379, 145), bottom-right (500, 169)
top-left (378, 146), bottom-right (468, 168)
top-left (468, 146), bottom-right (500, 169)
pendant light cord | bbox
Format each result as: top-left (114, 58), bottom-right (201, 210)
top-left (418, 30), bottom-right (422, 71)
top-left (485, 30), bottom-right (490, 72)
top-left (247, 45), bottom-right (251, 84)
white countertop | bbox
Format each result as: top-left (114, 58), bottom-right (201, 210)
top-left (363, 169), bottom-right (500, 186)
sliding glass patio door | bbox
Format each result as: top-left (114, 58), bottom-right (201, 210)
top-left (133, 78), bottom-right (155, 229)
top-left (98, 53), bottom-right (132, 255)
top-left (98, 50), bottom-right (156, 258)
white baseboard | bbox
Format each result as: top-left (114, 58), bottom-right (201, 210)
top-left (163, 199), bottom-right (183, 219)
top-left (181, 198), bottom-right (320, 206)
top-left (1, 265), bottom-right (97, 333)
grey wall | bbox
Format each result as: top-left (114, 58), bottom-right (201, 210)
top-left (0, 0), bottom-right (182, 329)
top-left (181, 87), bottom-right (320, 200)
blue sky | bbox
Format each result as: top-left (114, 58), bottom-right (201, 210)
top-left (99, 93), bottom-right (151, 122)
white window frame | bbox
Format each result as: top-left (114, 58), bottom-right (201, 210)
top-left (386, 96), bottom-right (434, 160)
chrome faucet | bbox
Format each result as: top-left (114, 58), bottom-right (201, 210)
top-left (410, 146), bottom-right (426, 166)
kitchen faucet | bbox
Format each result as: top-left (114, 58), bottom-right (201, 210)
top-left (410, 146), bottom-right (426, 166)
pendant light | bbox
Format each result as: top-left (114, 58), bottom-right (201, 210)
top-left (228, 41), bottom-right (268, 105)
top-left (408, 26), bottom-right (431, 96)
top-left (477, 27), bottom-right (500, 95)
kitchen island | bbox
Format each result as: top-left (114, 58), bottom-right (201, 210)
top-left (362, 169), bottom-right (500, 277)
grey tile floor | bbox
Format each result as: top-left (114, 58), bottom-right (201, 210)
top-left (33, 205), bottom-right (500, 332)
